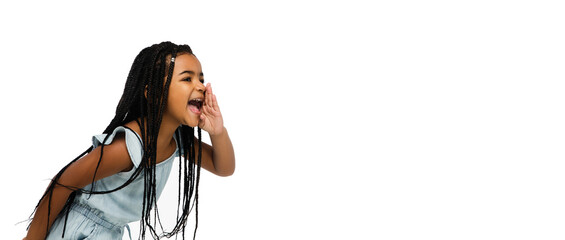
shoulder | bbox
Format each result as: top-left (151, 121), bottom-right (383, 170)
top-left (123, 121), bottom-right (142, 138)
top-left (60, 133), bottom-right (134, 187)
top-left (94, 132), bottom-right (129, 159)
top-left (90, 123), bottom-right (144, 171)
top-left (91, 132), bottom-right (133, 172)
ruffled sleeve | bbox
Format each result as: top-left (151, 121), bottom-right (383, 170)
top-left (92, 126), bottom-right (144, 168)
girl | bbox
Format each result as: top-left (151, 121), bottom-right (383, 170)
top-left (24, 42), bottom-right (235, 240)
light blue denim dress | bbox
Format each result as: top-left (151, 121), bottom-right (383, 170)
top-left (46, 126), bottom-right (177, 240)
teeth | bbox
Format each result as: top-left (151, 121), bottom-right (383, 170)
top-left (188, 99), bottom-right (203, 107)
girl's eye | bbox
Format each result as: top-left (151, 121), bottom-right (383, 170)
top-left (183, 77), bottom-right (204, 84)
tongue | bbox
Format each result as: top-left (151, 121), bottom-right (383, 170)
top-left (188, 105), bottom-right (200, 114)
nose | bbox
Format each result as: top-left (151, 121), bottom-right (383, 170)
top-left (195, 81), bottom-right (205, 93)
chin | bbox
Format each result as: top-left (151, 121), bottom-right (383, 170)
top-left (182, 118), bottom-right (200, 128)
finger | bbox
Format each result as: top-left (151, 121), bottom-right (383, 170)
top-left (212, 94), bottom-right (220, 111)
top-left (202, 104), bottom-right (212, 115)
top-left (198, 119), bottom-right (204, 128)
top-left (209, 84), bottom-right (215, 108)
top-left (203, 83), bottom-right (209, 106)
top-left (206, 83), bottom-right (213, 108)
top-left (199, 114), bottom-right (207, 128)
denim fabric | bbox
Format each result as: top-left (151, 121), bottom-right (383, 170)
top-left (47, 202), bottom-right (126, 240)
top-left (46, 126), bottom-right (177, 239)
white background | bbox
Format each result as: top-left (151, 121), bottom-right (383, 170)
top-left (1, 0), bottom-right (564, 239)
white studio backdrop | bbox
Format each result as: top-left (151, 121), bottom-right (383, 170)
top-left (1, 0), bottom-right (564, 239)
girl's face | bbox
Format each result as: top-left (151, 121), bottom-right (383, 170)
top-left (163, 53), bottom-right (206, 127)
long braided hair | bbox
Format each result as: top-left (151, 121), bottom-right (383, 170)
top-left (28, 42), bottom-right (203, 239)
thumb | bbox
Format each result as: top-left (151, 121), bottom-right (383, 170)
top-left (198, 114), bottom-right (205, 128)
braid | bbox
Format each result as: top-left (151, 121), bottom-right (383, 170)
top-left (193, 127), bottom-right (203, 239)
top-left (28, 42), bottom-right (203, 240)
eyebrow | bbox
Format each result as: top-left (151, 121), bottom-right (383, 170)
top-left (178, 70), bottom-right (204, 77)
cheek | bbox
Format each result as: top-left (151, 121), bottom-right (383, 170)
top-left (168, 86), bottom-right (190, 108)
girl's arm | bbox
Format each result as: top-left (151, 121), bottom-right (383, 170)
top-left (25, 134), bottom-right (134, 240)
top-left (194, 127), bottom-right (235, 177)
top-left (196, 83), bottom-right (236, 177)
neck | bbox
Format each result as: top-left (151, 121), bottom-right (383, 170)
top-left (137, 116), bottom-right (179, 149)
top-left (158, 115), bottom-right (180, 147)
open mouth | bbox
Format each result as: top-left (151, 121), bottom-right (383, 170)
top-left (188, 98), bottom-right (203, 114)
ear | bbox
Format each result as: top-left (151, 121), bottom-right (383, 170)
top-left (144, 85), bottom-right (148, 99)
